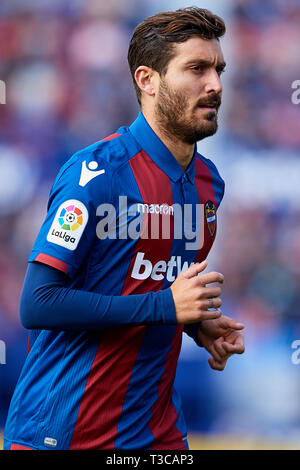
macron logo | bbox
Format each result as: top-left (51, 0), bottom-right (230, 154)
top-left (131, 251), bottom-right (193, 282)
top-left (137, 203), bottom-right (174, 216)
top-left (79, 161), bottom-right (105, 187)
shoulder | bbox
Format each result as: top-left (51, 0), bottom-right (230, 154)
top-left (50, 127), bottom-right (141, 203)
top-left (66, 127), bottom-right (140, 173)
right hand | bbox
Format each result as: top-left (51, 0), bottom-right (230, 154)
top-left (170, 260), bottom-right (224, 324)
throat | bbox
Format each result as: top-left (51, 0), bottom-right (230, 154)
top-left (141, 108), bottom-right (195, 171)
top-left (156, 127), bottom-right (195, 172)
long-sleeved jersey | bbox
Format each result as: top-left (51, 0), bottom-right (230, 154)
top-left (4, 112), bottom-right (224, 450)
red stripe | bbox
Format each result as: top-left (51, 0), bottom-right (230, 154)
top-left (149, 325), bottom-right (185, 449)
top-left (70, 326), bottom-right (146, 450)
top-left (34, 253), bottom-right (68, 273)
top-left (194, 157), bottom-right (218, 263)
top-left (10, 443), bottom-right (33, 450)
top-left (70, 150), bottom-right (175, 449)
top-left (124, 150), bottom-right (174, 295)
top-left (98, 133), bottom-right (121, 142)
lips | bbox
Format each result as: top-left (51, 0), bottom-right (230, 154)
top-left (197, 105), bottom-right (218, 112)
top-left (197, 96), bottom-right (221, 110)
top-left (197, 101), bottom-right (220, 109)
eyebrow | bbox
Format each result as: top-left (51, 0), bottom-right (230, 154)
top-left (186, 59), bottom-right (227, 70)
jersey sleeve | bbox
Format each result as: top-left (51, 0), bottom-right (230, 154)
top-left (28, 149), bottom-right (112, 278)
top-left (20, 262), bottom-right (177, 330)
top-left (184, 323), bottom-right (202, 347)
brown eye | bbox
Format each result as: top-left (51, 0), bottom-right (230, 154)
top-left (191, 66), bottom-right (204, 72)
top-left (217, 68), bottom-right (226, 76)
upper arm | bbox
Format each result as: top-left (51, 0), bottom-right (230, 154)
top-left (28, 149), bottom-right (113, 278)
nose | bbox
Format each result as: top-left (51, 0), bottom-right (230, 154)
top-left (204, 69), bottom-right (223, 95)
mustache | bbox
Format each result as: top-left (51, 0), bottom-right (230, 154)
top-left (196, 94), bottom-right (222, 108)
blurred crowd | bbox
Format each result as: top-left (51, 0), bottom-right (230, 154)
top-left (226, 0), bottom-right (300, 150)
top-left (1, 0), bottom-right (300, 443)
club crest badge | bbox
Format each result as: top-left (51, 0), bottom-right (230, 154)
top-left (205, 200), bottom-right (216, 237)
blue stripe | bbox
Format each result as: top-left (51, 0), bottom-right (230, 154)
top-left (35, 331), bottom-right (100, 449)
top-left (4, 330), bottom-right (100, 449)
top-left (171, 387), bottom-right (188, 447)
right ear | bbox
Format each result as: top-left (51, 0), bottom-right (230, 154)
top-left (134, 66), bottom-right (158, 100)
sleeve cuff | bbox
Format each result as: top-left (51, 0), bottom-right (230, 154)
top-left (33, 253), bottom-right (68, 274)
top-left (155, 288), bottom-right (177, 324)
top-left (184, 323), bottom-right (203, 347)
top-left (28, 250), bottom-right (76, 278)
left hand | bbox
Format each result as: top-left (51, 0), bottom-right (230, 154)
top-left (197, 315), bottom-right (245, 371)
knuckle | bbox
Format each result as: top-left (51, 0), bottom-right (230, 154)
top-left (196, 310), bottom-right (206, 320)
top-left (191, 277), bottom-right (201, 288)
top-left (197, 287), bottom-right (205, 298)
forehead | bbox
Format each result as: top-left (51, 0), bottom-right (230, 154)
top-left (169, 36), bottom-right (225, 67)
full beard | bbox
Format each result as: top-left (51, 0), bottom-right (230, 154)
top-left (155, 79), bottom-right (220, 145)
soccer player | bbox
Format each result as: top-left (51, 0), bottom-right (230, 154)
top-left (4, 7), bottom-right (245, 451)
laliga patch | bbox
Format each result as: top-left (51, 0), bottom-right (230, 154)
top-left (47, 199), bottom-right (89, 250)
top-left (205, 200), bottom-right (216, 237)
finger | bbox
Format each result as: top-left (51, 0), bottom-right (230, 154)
top-left (208, 356), bottom-right (227, 371)
top-left (203, 297), bottom-right (222, 310)
top-left (200, 286), bottom-right (222, 299)
top-left (207, 343), bottom-right (223, 363)
top-left (181, 260), bottom-right (208, 280)
top-left (195, 309), bottom-right (222, 322)
top-left (213, 337), bottom-right (229, 358)
top-left (209, 342), bottom-right (231, 363)
top-left (196, 271), bottom-right (224, 286)
top-left (223, 339), bottom-right (245, 355)
top-left (217, 315), bottom-right (244, 330)
top-left (184, 309), bottom-right (222, 324)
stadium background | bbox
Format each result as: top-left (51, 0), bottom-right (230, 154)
top-left (0, 0), bottom-right (300, 450)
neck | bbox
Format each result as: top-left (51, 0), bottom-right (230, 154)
top-left (142, 109), bottom-right (195, 172)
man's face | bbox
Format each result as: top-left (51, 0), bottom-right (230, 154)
top-left (154, 36), bottom-right (225, 144)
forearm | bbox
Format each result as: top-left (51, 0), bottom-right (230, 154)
top-left (20, 262), bottom-right (177, 330)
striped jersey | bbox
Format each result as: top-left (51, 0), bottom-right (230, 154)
top-left (4, 112), bottom-right (224, 450)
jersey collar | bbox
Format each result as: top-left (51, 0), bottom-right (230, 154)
top-left (129, 112), bottom-right (196, 184)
